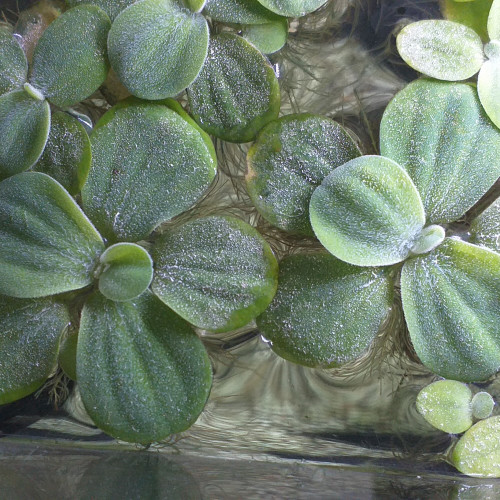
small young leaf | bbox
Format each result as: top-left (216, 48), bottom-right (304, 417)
top-left (256, 253), bottom-right (394, 367)
top-left (0, 295), bottom-right (70, 405)
top-left (478, 59), bottom-right (500, 129)
top-left (77, 291), bottom-right (212, 444)
top-left (471, 391), bottom-right (495, 419)
top-left (441, 0), bottom-right (492, 41)
top-left (416, 380), bottom-right (473, 434)
top-left (30, 5), bottom-right (111, 107)
top-left (98, 242), bottom-right (153, 302)
top-left (242, 18), bottom-right (289, 54)
top-left (152, 216), bottom-right (278, 332)
top-left (187, 33), bottom-right (280, 143)
top-left (203, 0), bottom-right (283, 24)
top-left (256, 0), bottom-right (328, 17)
top-left (488, 0), bottom-right (500, 40)
top-left (396, 20), bottom-right (484, 81)
top-left (0, 172), bottom-right (105, 298)
top-left (401, 238), bottom-right (500, 382)
top-left (0, 89), bottom-right (50, 180)
top-left (108, 0), bottom-right (209, 99)
top-left (65, 0), bottom-right (136, 21)
top-left (470, 197), bottom-right (500, 253)
top-left (184, 0), bottom-right (206, 12)
top-left (246, 114), bottom-right (360, 236)
top-left (33, 111), bottom-right (91, 195)
top-left (0, 28), bottom-right (28, 95)
top-left (310, 156), bottom-right (426, 267)
top-left (380, 79), bottom-right (500, 224)
top-left (82, 102), bottom-right (216, 242)
top-left (452, 416), bottom-right (500, 477)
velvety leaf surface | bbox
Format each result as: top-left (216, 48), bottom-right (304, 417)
top-left (0, 89), bottom-right (50, 180)
top-left (152, 216), bottom-right (278, 332)
top-left (33, 111), bottom-right (91, 195)
top-left (0, 28), bottom-right (28, 95)
top-left (0, 172), bottom-right (105, 298)
top-left (30, 5), bottom-right (111, 107)
top-left (310, 156), bottom-right (426, 267)
top-left (82, 102), bottom-right (216, 242)
top-left (416, 380), bottom-right (473, 434)
top-left (242, 18), bottom-right (289, 53)
top-left (401, 238), bottom-right (500, 382)
top-left (187, 33), bottom-right (280, 143)
top-left (77, 291), bottom-right (212, 443)
top-left (203, 0), bottom-right (282, 24)
top-left (256, 0), bottom-right (328, 17)
top-left (396, 20), bottom-right (484, 81)
top-left (65, 0), bottom-right (136, 20)
top-left (469, 197), bottom-right (500, 253)
top-left (452, 416), bottom-right (500, 477)
top-left (478, 58), bottom-right (500, 129)
top-left (0, 295), bottom-right (70, 404)
top-left (489, 0), bottom-right (500, 39)
top-left (98, 242), bottom-right (153, 302)
top-left (380, 79), bottom-right (500, 224)
top-left (108, 0), bottom-right (209, 99)
top-left (471, 391), bottom-right (495, 419)
top-left (246, 114), bottom-right (360, 236)
top-left (256, 253), bottom-right (394, 367)
top-left (442, 0), bottom-right (492, 40)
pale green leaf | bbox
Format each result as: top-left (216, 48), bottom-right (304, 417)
top-left (98, 242), bottom-right (153, 302)
top-left (256, 253), bottom-right (394, 367)
top-left (81, 102), bottom-right (216, 242)
top-left (30, 5), bottom-right (111, 107)
top-left (470, 197), bottom-right (500, 252)
top-left (184, 0), bottom-right (206, 12)
top-left (0, 295), bottom-right (70, 405)
top-left (401, 238), bottom-right (500, 382)
top-left (108, 0), bottom-right (209, 100)
top-left (441, 0), bottom-right (492, 41)
top-left (396, 20), bottom-right (484, 80)
top-left (256, 0), bottom-right (328, 17)
top-left (242, 18), bottom-right (289, 54)
top-left (380, 79), bottom-right (500, 223)
top-left (488, 0), bottom-right (500, 40)
top-left (152, 216), bottom-right (278, 332)
top-left (471, 391), bottom-right (495, 419)
top-left (0, 28), bottom-right (28, 95)
top-left (478, 58), bottom-right (500, 129)
top-left (309, 156), bottom-right (426, 267)
top-left (77, 291), bottom-right (212, 443)
top-left (187, 33), bottom-right (280, 143)
top-left (246, 113), bottom-right (360, 236)
top-left (65, 0), bottom-right (136, 21)
top-left (416, 380), bottom-right (473, 434)
top-left (0, 172), bottom-right (105, 298)
top-left (203, 0), bottom-right (282, 24)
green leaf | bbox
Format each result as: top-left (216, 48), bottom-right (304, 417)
top-left (242, 18), bottom-right (289, 54)
top-left (489, 0), bottom-right (500, 39)
top-left (380, 79), bottom-right (500, 224)
top-left (0, 28), bottom-right (28, 95)
top-left (401, 238), bottom-right (500, 382)
top-left (416, 380), bottom-right (473, 434)
top-left (310, 156), bottom-right (426, 267)
top-left (0, 89), bottom-right (50, 180)
top-left (184, 0), bottom-right (206, 12)
top-left (58, 328), bottom-right (78, 381)
top-left (152, 216), bottom-right (278, 332)
top-left (98, 242), bottom-right (153, 302)
top-left (256, 253), bottom-right (394, 367)
top-left (471, 391), bottom-right (495, 419)
top-left (65, 0), bottom-right (136, 21)
top-left (82, 102), bottom-right (216, 242)
top-left (478, 58), bottom-right (500, 129)
top-left (33, 111), bottom-right (91, 195)
top-left (30, 5), bottom-right (111, 107)
top-left (0, 295), bottom-right (70, 405)
top-left (470, 197), bottom-right (500, 253)
top-left (187, 33), bottom-right (280, 143)
top-left (108, 0), bottom-right (209, 100)
top-left (246, 114), bottom-right (360, 236)
top-left (203, 0), bottom-right (282, 24)
top-left (441, 0), bottom-right (492, 41)
top-left (452, 416), bottom-right (500, 477)
top-left (396, 20), bottom-right (484, 81)
top-left (256, 0), bottom-right (328, 17)
top-left (0, 172), bottom-right (105, 298)
top-left (77, 291), bottom-right (212, 444)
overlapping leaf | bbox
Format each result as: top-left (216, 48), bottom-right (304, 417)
top-left (256, 0), bottom-right (328, 17)
top-left (242, 18), bottom-right (289, 54)
top-left (470, 197), bottom-right (500, 252)
top-left (0, 28), bottom-right (28, 95)
top-left (203, 0), bottom-right (282, 24)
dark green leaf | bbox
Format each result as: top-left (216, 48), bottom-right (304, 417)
top-left (108, 0), bottom-right (209, 99)
top-left (246, 114), bottom-right (360, 235)
top-left (65, 0), bottom-right (136, 21)
top-left (0, 89), bottom-right (50, 180)
top-left (187, 33), bottom-right (280, 143)
top-left (256, 0), bottom-right (328, 17)
top-left (33, 111), bottom-right (91, 195)
top-left (152, 216), bottom-right (278, 332)
top-left (242, 18), bottom-right (289, 54)
top-left (82, 102), bottom-right (216, 242)
top-left (0, 28), bottom-right (28, 95)
top-left (30, 5), bottom-right (111, 107)
top-left (0, 295), bottom-right (70, 405)
top-left (0, 172), bottom-right (105, 298)
top-left (401, 238), bottom-right (500, 382)
top-left (256, 253), bottom-right (394, 367)
top-left (470, 197), bottom-right (500, 253)
top-left (203, 0), bottom-right (282, 24)
top-left (380, 79), bottom-right (500, 224)
top-left (77, 291), bottom-right (212, 443)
